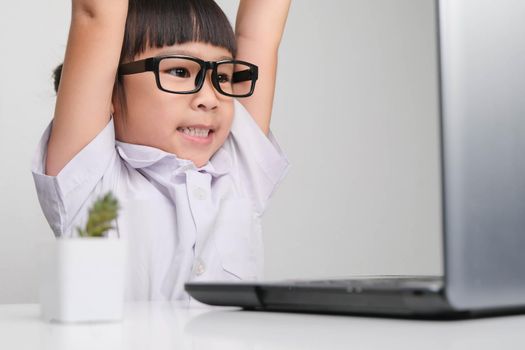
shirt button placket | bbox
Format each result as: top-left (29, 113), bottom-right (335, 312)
top-left (193, 187), bottom-right (207, 201)
top-left (186, 171), bottom-right (213, 256)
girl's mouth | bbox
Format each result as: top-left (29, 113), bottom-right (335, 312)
top-left (176, 127), bottom-right (215, 145)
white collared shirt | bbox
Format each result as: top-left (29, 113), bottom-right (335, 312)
top-left (31, 99), bottom-right (290, 302)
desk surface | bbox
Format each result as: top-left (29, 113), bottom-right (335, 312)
top-left (1, 302), bottom-right (525, 349)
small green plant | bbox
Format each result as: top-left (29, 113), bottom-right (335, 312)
top-left (76, 191), bottom-right (121, 238)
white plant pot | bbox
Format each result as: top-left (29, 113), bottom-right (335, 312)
top-left (39, 238), bottom-right (127, 322)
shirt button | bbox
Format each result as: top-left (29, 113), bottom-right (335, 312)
top-left (193, 187), bottom-right (207, 200)
top-left (194, 260), bottom-right (206, 276)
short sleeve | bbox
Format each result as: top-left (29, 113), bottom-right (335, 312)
top-left (30, 116), bottom-right (118, 237)
top-left (226, 99), bottom-right (291, 216)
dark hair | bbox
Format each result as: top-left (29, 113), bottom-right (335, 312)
top-left (52, 64), bottom-right (62, 93)
top-left (121, 0), bottom-right (236, 62)
top-left (53, 0), bottom-right (237, 118)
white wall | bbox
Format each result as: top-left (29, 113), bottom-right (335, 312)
top-left (0, 1), bottom-right (71, 303)
top-left (260, 0), bottom-right (443, 280)
top-left (0, 0), bottom-right (442, 303)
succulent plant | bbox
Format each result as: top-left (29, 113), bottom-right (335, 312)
top-left (76, 191), bottom-right (121, 238)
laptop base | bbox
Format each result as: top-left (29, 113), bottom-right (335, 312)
top-left (185, 277), bottom-right (525, 320)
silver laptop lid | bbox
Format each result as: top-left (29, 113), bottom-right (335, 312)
top-left (439, 0), bottom-right (525, 309)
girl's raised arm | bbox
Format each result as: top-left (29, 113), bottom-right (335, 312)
top-left (234, 0), bottom-right (292, 136)
top-left (45, 0), bottom-right (128, 176)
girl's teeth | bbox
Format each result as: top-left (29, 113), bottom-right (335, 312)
top-left (180, 127), bottom-right (210, 138)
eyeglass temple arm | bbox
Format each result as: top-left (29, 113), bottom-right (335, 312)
top-left (232, 68), bottom-right (258, 83)
top-left (118, 58), bottom-right (155, 75)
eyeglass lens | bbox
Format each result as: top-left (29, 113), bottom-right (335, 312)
top-left (158, 58), bottom-right (254, 96)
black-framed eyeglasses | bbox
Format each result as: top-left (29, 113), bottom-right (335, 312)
top-left (118, 55), bottom-right (258, 98)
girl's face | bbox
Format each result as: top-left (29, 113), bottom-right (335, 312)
top-left (112, 41), bottom-right (235, 168)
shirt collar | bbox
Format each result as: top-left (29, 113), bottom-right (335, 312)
top-left (114, 140), bottom-right (232, 177)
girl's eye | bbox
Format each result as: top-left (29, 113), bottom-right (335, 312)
top-left (167, 68), bottom-right (190, 78)
top-left (217, 74), bottom-right (230, 84)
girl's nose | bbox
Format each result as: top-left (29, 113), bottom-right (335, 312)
top-left (192, 71), bottom-right (219, 111)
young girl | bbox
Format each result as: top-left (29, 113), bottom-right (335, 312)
top-left (31, 0), bottom-right (291, 302)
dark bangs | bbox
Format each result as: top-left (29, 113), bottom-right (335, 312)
top-left (121, 0), bottom-right (237, 62)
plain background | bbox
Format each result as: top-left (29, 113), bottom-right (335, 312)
top-left (0, 0), bottom-right (442, 303)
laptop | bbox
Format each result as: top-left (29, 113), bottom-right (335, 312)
top-left (185, 0), bottom-right (525, 318)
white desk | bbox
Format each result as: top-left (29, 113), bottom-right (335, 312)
top-left (1, 302), bottom-right (525, 349)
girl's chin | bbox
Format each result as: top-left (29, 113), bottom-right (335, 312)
top-left (192, 158), bottom-right (211, 168)
top-left (175, 152), bottom-right (210, 168)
